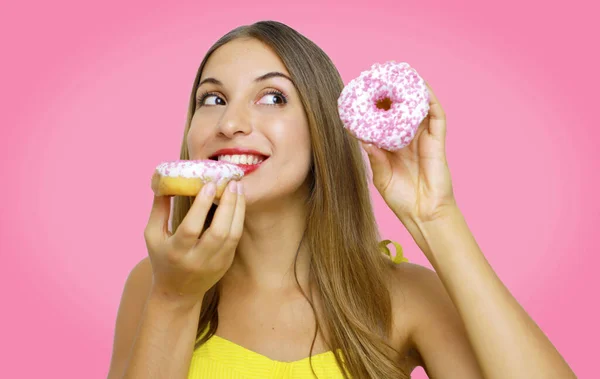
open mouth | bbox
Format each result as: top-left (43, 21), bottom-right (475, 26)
top-left (209, 153), bottom-right (267, 165)
top-left (208, 153), bottom-right (269, 175)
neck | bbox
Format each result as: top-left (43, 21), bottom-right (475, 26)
top-left (221, 194), bottom-right (311, 294)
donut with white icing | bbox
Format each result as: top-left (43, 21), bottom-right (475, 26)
top-left (151, 160), bottom-right (244, 197)
top-left (338, 61), bottom-right (430, 151)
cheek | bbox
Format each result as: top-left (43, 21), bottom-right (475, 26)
top-left (186, 123), bottom-right (209, 158)
top-left (281, 123), bottom-right (312, 173)
top-left (185, 130), bottom-right (198, 157)
top-left (269, 111), bottom-right (310, 149)
top-left (296, 124), bottom-right (312, 164)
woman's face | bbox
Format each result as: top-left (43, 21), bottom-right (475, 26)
top-left (187, 38), bottom-right (312, 208)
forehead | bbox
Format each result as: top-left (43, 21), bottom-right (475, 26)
top-left (200, 38), bottom-right (290, 81)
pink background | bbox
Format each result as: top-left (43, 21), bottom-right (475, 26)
top-left (2, 0), bottom-right (598, 377)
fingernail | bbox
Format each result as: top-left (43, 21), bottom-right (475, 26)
top-left (237, 181), bottom-right (244, 194)
top-left (203, 182), bottom-right (216, 196)
top-left (228, 180), bottom-right (237, 193)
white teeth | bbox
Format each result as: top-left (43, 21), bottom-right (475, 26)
top-left (217, 154), bottom-right (265, 165)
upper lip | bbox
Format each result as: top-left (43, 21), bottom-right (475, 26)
top-left (209, 148), bottom-right (270, 160)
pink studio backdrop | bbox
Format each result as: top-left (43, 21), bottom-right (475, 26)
top-left (2, 0), bottom-right (598, 378)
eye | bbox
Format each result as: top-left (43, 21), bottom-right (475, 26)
top-left (257, 90), bottom-right (288, 106)
top-left (197, 92), bottom-right (226, 107)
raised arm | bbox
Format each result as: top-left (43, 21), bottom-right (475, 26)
top-left (108, 179), bottom-right (245, 378)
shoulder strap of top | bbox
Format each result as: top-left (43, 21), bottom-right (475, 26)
top-left (378, 239), bottom-right (408, 264)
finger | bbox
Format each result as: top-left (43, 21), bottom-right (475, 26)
top-left (424, 82), bottom-right (447, 143)
top-left (224, 182), bottom-right (246, 249)
top-left (198, 180), bottom-right (239, 250)
top-left (172, 181), bottom-right (216, 249)
top-left (145, 195), bottom-right (171, 242)
top-left (193, 181), bottom-right (246, 264)
top-left (361, 142), bottom-right (392, 190)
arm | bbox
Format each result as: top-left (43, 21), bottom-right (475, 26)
top-left (393, 261), bottom-right (483, 378)
top-left (407, 207), bottom-right (576, 379)
top-left (107, 257), bottom-right (203, 379)
top-left (361, 79), bottom-right (575, 377)
top-left (108, 179), bottom-right (244, 378)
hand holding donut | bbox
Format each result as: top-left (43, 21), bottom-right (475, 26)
top-left (144, 160), bottom-right (245, 308)
top-left (338, 62), bottom-right (457, 224)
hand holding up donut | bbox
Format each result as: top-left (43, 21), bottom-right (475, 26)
top-left (144, 160), bottom-right (245, 309)
top-left (338, 62), bottom-right (457, 224)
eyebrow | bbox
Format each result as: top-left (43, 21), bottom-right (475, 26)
top-left (197, 71), bottom-right (294, 89)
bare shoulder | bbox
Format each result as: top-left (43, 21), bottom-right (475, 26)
top-left (385, 261), bottom-right (444, 346)
top-left (386, 261), bottom-right (483, 378)
top-left (386, 261), bottom-right (440, 298)
top-left (107, 257), bottom-right (154, 378)
top-left (387, 261), bottom-right (451, 313)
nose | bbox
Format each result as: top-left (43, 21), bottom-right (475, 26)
top-left (217, 101), bottom-right (252, 138)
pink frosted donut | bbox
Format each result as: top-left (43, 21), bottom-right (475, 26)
top-left (151, 159), bottom-right (244, 197)
top-left (337, 61), bottom-right (430, 151)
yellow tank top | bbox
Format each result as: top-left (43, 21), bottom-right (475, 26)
top-left (188, 334), bottom-right (346, 378)
top-left (187, 240), bottom-right (407, 378)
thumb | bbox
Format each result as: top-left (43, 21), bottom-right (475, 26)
top-left (362, 142), bottom-right (392, 190)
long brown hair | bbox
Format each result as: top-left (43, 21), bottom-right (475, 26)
top-left (172, 20), bottom-right (409, 378)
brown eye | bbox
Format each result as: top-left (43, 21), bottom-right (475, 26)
top-left (204, 95), bottom-right (226, 106)
top-left (198, 93), bottom-right (226, 107)
top-left (257, 90), bottom-right (288, 106)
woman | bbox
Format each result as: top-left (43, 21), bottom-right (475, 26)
top-left (108, 21), bottom-right (576, 378)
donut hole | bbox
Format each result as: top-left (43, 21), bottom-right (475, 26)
top-left (375, 97), bottom-right (393, 111)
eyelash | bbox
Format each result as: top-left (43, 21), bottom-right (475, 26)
top-left (195, 89), bottom-right (288, 107)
